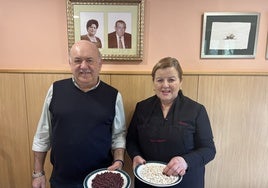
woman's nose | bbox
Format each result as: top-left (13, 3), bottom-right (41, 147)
top-left (163, 80), bottom-right (169, 87)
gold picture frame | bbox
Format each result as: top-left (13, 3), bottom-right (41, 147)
top-left (67, 0), bottom-right (144, 61)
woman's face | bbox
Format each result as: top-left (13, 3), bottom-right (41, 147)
top-left (153, 67), bottom-right (182, 105)
top-left (87, 24), bottom-right (97, 36)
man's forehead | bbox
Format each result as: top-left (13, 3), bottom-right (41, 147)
top-left (73, 56), bottom-right (94, 59)
top-left (71, 46), bottom-right (97, 56)
top-left (71, 40), bottom-right (96, 51)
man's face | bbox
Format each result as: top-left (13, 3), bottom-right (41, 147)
top-left (69, 41), bottom-right (102, 89)
top-left (115, 22), bottom-right (126, 37)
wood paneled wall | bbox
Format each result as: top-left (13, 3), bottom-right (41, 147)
top-left (0, 72), bottom-right (268, 188)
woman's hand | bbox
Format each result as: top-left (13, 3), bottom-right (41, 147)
top-left (132, 155), bottom-right (146, 169)
top-left (163, 156), bottom-right (188, 176)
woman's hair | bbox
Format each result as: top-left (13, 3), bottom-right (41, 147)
top-left (86, 19), bottom-right (99, 29)
top-left (152, 57), bottom-right (183, 81)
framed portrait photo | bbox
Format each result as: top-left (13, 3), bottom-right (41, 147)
top-left (201, 12), bottom-right (260, 59)
top-left (67, 0), bottom-right (144, 61)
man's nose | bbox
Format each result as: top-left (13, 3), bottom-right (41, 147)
top-left (80, 60), bottom-right (88, 68)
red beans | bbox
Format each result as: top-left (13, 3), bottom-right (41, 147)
top-left (92, 171), bottom-right (124, 188)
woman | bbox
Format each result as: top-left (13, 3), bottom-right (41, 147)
top-left (126, 57), bottom-right (216, 188)
top-left (81, 19), bottom-right (102, 48)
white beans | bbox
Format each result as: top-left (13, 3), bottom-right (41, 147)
top-left (139, 163), bottom-right (178, 185)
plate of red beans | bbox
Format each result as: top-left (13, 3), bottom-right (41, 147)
top-left (83, 168), bottom-right (131, 188)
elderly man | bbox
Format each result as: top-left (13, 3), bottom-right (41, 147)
top-left (32, 40), bottom-right (126, 188)
top-left (108, 20), bottom-right (132, 49)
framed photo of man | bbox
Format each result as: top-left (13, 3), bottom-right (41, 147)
top-left (67, 0), bottom-right (144, 61)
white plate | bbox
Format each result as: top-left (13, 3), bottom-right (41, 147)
top-left (83, 168), bottom-right (131, 188)
top-left (134, 161), bottom-right (183, 187)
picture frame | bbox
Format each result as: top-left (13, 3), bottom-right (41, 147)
top-left (67, 0), bottom-right (144, 61)
top-left (201, 12), bottom-right (260, 59)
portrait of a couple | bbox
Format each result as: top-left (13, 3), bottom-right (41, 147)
top-left (81, 17), bottom-right (132, 49)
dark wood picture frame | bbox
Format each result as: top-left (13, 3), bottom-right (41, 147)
top-left (201, 12), bottom-right (260, 59)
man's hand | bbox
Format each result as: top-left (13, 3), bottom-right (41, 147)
top-left (32, 175), bottom-right (46, 188)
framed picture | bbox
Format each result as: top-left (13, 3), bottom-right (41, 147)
top-left (67, 0), bottom-right (144, 61)
top-left (201, 12), bottom-right (260, 59)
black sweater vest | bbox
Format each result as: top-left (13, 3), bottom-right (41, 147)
top-left (49, 78), bottom-right (118, 184)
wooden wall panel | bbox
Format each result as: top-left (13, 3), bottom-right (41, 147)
top-left (1, 72), bottom-right (268, 188)
top-left (0, 73), bottom-right (31, 188)
top-left (198, 75), bottom-right (268, 188)
top-left (181, 75), bottom-right (199, 100)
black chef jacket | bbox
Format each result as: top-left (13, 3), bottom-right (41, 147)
top-left (126, 91), bottom-right (216, 188)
